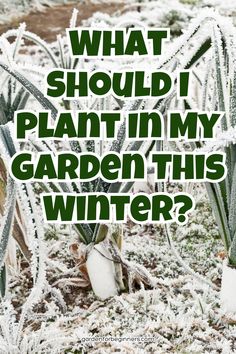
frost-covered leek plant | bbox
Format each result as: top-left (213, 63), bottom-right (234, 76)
top-left (152, 10), bottom-right (236, 308)
top-left (1, 9), bottom-right (234, 302)
top-left (0, 79), bottom-right (32, 296)
top-left (166, 13), bottom-right (236, 268)
top-left (0, 9), bottom-right (212, 300)
top-left (177, 13), bottom-right (236, 311)
top-left (0, 11), bottom-right (161, 300)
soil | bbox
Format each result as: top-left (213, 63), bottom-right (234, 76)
top-left (0, 1), bottom-right (125, 42)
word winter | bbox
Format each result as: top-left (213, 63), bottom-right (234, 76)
top-left (41, 192), bottom-right (193, 225)
top-left (67, 28), bottom-right (169, 57)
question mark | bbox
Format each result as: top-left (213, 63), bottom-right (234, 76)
top-left (174, 194), bottom-right (195, 224)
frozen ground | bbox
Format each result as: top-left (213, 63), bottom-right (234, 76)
top-left (1, 193), bottom-right (235, 353)
top-left (0, 0), bottom-right (77, 25)
top-left (1, 0), bottom-right (236, 38)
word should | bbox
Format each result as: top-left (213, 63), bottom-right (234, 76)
top-left (46, 70), bottom-right (175, 99)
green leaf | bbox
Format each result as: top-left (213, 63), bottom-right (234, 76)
top-left (206, 182), bottom-right (231, 251)
top-left (0, 265), bottom-right (6, 297)
top-left (0, 61), bottom-right (58, 120)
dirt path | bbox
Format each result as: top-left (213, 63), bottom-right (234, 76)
top-left (0, 1), bottom-right (125, 42)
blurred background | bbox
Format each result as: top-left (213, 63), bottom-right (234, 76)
top-left (0, 0), bottom-right (235, 42)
